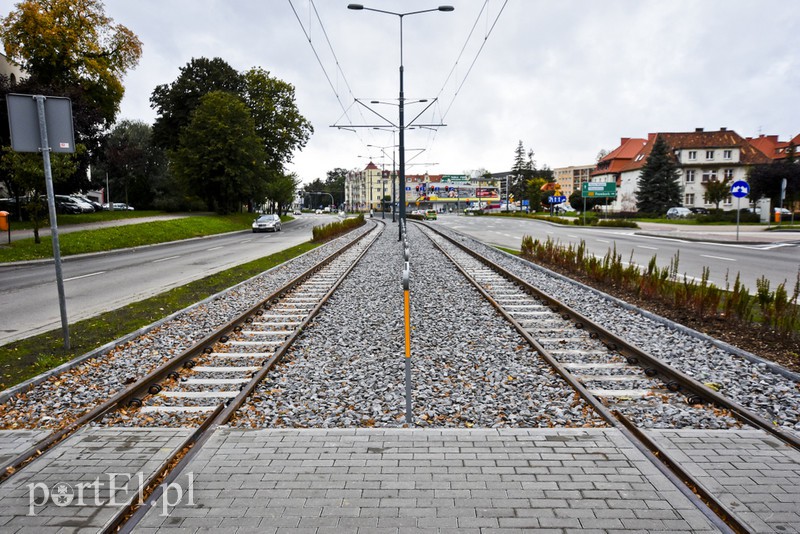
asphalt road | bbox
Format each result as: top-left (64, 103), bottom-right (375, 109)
top-left (2, 213), bottom-right (798, 346)
top-left (0, 214), bottom-right (338, 345)
top-left (436, 214), bottom-right (800, 293)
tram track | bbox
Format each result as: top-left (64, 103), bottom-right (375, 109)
top-left (416, 220), bottom-right (798, 534)
top-left (0, 222), bottom-right (380, 490)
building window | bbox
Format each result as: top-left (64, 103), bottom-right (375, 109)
top-left (685, 193), bottom-right (695, 205)
top-left (724, 169), bottom-right (734, 180)
top-left (723, 149), bottom-right (732, 160)
top-left (702, 169), bottom-right (717, 183)
top-left (688, 151), bottom-right (697, 160)
top-left (685, 169), bottom-right (695, 183)
top-left (706, 150), bottom-right (714, 160)
top-left (724, 195), bottom-right (732, 205)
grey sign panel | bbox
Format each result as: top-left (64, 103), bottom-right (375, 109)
top-left (6, 93), bottom-right (75, 153)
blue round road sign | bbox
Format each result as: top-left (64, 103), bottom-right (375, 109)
top-left (730, 181), bottom-right (749, 198)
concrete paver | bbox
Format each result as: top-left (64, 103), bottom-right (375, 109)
top-left (0, 427), bottom-right (191, 533)
top-left (0, 430), bottom-right (51, 467)
top-left (650, 429), bottom-right (800, 534)
top-left (138, 428), bottom-right (718, 533)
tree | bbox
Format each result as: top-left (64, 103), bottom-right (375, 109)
top-left (510, 141), bottom-right (535, 199)
top-left (702, 177), bottom-right (732, 210)
top-left (748, 161), bottom-right (800, 210)
top-left (636, 135), bottom-right (682, 214)
top-left (98, 120), bottom-right (168, 209)
top-left (596, 149), bottom-right (610, 162)
top-left (0, 147), bottom-right (79, 242)
top-left (264, 172), bottom-right (300, 215)
top-left (170, 92), bottom-right (266, 214)
top-left (150, 57), bottom-right (244, 150)
top-left (325, 168), bottom-right (348, 207)
top-left (241, 68), bottom-right (313, 171)
top-left (1, 0), bottom-right (142, 126)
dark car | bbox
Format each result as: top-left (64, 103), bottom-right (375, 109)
top-left (252, 213), bottom-right (281, 232)
top-left (52, 195), bottom-right (85, 214)
top-left (688, 207), bottom-right (709, 215)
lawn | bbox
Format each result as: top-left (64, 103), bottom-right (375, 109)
top-left (0, 240), bottom-right (320, 390)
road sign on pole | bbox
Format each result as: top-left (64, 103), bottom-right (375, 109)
top-left (582, 182), bottom-right (616, 198)
top-left (730, 181), bottom-right (749, 198)
top-left (6, 94), bottom-right (75, 349)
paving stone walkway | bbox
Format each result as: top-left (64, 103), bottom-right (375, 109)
top-left (651, 429), bottom-right (800, 533)
top-left (136, 428), bottom-right (718, 533)
top-left (0, 427), bottom-right (191, 533)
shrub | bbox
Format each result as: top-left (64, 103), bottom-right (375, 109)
top-left (311, 214), bottom-right (365, 242)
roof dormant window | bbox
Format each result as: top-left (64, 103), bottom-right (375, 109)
top-left (688, 151), bottom-right (697, 160)
top-left (723, 149), bottom-right (732, 160)
top-left (706, 150), bottom-right (714, 160)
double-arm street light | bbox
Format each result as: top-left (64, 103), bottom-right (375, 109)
top-left (348, 3), bottom-right (454, 240)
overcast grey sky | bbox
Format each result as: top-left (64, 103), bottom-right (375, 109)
top-left (104, 0), bottom-right (800, 183)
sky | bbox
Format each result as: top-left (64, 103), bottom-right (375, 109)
top-left (98, 0), bottom-right (800, 184)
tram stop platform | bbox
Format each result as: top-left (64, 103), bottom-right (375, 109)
top-left (0, 427), bottom-right (798, 533)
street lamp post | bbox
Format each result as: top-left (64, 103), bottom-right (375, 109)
top-left (348, 3), bottom-right (454, 240)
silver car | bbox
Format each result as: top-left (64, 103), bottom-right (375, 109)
top-left (252, 213), bottom-right (281, 233)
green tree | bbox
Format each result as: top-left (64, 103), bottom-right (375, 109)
top-left (0, 147), bottom-right (79, 242)
top-left (99, 120), bottom-right (167, 209)
top-left (748, 161), bottom-right (800, 211)
top-left (150, 57), bottom-right (244, 150)
top-left (636, 135), bottom-right (682, 214)
top-left (264, 172), bottom-right (300, 215)
top-left (325, 168), bottom-right (348, 207)
top-left (510, 140), bottom-right (535, 199)
top-left (170, 92), bottom-right (266, 214)
top-left (702, 177), bottom-right (732, 210)
top-left (241, 68), bottom-right (313, 171)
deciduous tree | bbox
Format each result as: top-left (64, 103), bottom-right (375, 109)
top-left (702, 177), bottom-right (732, 210)
top-left (170, 92), bottom-right (266, 214)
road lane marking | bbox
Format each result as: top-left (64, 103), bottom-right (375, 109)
top-left (567, 234), bottom-right (578, 238)
top-left (65, 271), bottom-right (105, 282)
top-left (206, 246), bottom-right (224, 251)
top-left (152, 255), bottom-right (181, 263)
top-left (638, 245), bottom-right (658, 250)
top-left (700, 254), bottom-right (736, 262)
top-left (596, 239), bottom-right (610, 243)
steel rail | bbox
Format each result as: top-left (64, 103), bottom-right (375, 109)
top-left (418, 221), bottom-right (800, 451)
top-left (106, 221), bottom-right (385, 533)
top-left (419, 223), bottom-right (748, 534)
top-left (0, 222), bottom-right (372, 485)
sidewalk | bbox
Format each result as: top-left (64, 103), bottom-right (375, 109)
top-left (634, 222), bottom-right (800, 244)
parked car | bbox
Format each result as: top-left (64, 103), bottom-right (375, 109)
top-left (293, 210), bottom-right (302, 215)
top-left (774, 207), bottom-right (791, 216)
top-left (52, 195), bottom-right (86, 214)
top-left (102, 202), bottom-right (134, 210)
top-left (553, 203), bottom-right (576, 214)
top-left (74, 195), bottom-right (101, 212)
top-left (69, 196), bottom-right (96, 213)
top-left (688, 207), bottom-right (709, 215)
top-left (252, 213), bottom-right (281, 232)
top-left (666, 207), bottom-right (692, 219)
top-left (425, 209), bottom-right (437, 220)
top-left (315, 209), bottom-right (323, 214)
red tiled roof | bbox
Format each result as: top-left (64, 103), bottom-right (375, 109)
top-left (621, 129), bottom-right (771, 172)
top-left (364, 161), bottom-right (379, 170)
top-left (591, 138), bottom-right (647, 177)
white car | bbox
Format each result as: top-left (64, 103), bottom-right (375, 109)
top-left (666, 207), bottom-right (691, 219)
top-left (252, 213), bottom-right (281, 232)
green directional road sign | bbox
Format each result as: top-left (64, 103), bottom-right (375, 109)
top-left (582, 182), bottom-right (616, 198)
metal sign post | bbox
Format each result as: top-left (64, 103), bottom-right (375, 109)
top-left (730, 181), bottom-right (750, 242)
top-left (7, 94), bottom-right (76, 349)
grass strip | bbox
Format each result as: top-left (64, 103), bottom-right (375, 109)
top-left (0, 241), bottom-right (319, 390)
top-left (4, 210), bottom-right (168, 231)
top-left (0, 213), bottom-right (262, 262)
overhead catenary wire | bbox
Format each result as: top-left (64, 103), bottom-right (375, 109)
top-left (421, 0), bottom-right (509, 168)
top-left (287, 0), bottom-right (368, 146)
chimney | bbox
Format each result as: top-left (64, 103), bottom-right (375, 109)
top-left (720, 127), bottom-right (727, 131)
top-left (695, 128), bottom-right (704, 132)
